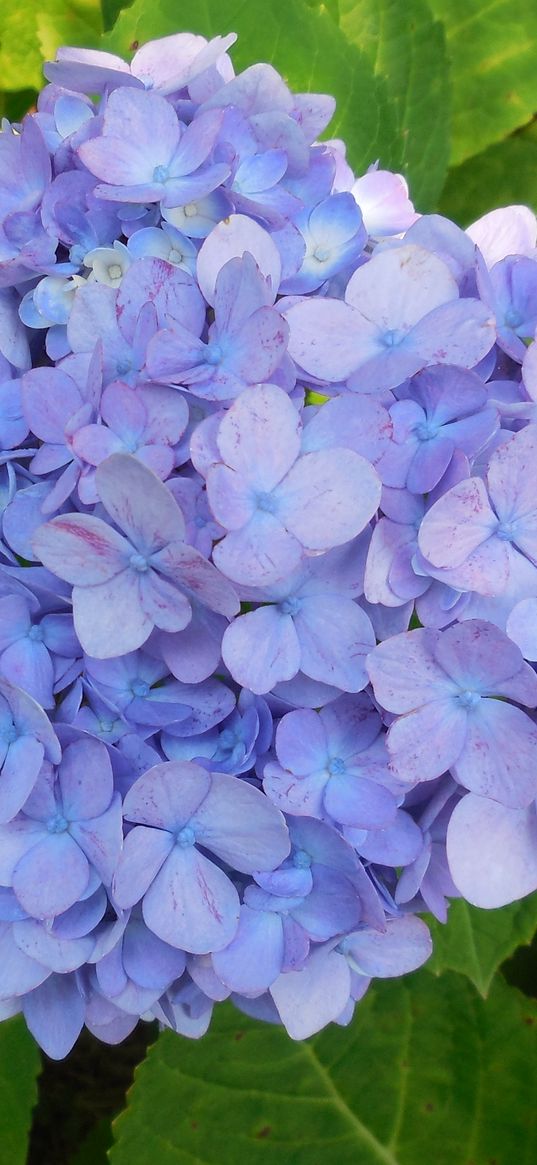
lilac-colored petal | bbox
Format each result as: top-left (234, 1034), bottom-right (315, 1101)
top-left (212, 905), bottom-right (284, 993)
top-left (447, 794), bottom-right (537, 907)
top-left (191, 772), bottom-right (290, 872)
top-left (295, 597), bottom-right (375, 691)
top-left (324, 773), bottom-right (395, 829)
top-left (452, 699), bottom-right (537, 808)
top-left (197, 216), bottom-right (281, 304)
top-left (143, 845), bottom-right (239, 953)
top-left (367, 628), bottom-right (454, 712)
top-left (71, 793), bottom-right (123, 884)
top-left (275, 708), bottom-right (327, 774)
top-left (277, 449), bottom-right (381, 550)
top-left (13, 833), bottom-right (90, 920)
top-left (59, 738), bottom-right (113, 820)
top-left (13, 919), bottom-right (93, 973)
top-left (151, 542), bottom-right (239, 618)
top-left (123, 761), bottom-right (212, 830)
top-left (387, 699), bottom-right (467, 784)
top-left (222, 606), bottom-right (300, 693)
top-left (343, 915), bottom-right (432, 977)
top-left (213, 512), bottom-right (303, 587)
top-left (95, 454), bottom-right (185, 552)
top-left (33, 514), bottom-right (130, 585)
top-left (72, 571), bottom-right (153, 658)
top-left (356, 810), bottom-right (423, 865)
top-left (112, 825), bottom-right (174, 908)
top-left (0, 639), bottom-right (54, 709)
top-left (286, 297), bottom-right (362, 381)
top-left (216, 383), bottom-right (301, 491)
top-left (0, 925), bottom-right (50, 998)
top-left (270, 945), bottom-right (351, 1039)
top-left (418, 478), bottom-right (498, 569)
top-left (139, 571), bottom-right (192, 633)
top-left (507, 598), bottom-right (537, 660)
top-left (23, 974), bottom-right (85, 1059)
top-left (0, 737), bottom-right (45, 824)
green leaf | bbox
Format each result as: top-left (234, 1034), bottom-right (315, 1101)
top-left (337, 0), bottom-right (450, 209)
top-left (110, 972), bottom-right (537, 1165)
top-left (425, 892), bottom-right (537, 996)
top-left (72, 1117), bottom-right (112, 1164)
top-left (103, 0), bottom-right (400, 176)
top-left (438, 125), bottom-right (537, 225)
top-left (101, 0), bottom-right (135, 33)
top-left (0, 0), bottom-right (102, 93)
top-left (428, 0), bottom-right (537, 166)
top-left (0, 1016), bottom-right (41, 1165)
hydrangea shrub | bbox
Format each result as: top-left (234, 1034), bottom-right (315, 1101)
top-left (1, 29), bottom-right (537, 1062)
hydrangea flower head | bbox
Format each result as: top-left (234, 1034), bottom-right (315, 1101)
top-left (1, 27), bottom-right (537, 1058)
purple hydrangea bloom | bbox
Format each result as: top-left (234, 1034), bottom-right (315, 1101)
top-left (33, 453), bottom-right (239, 656)
top-left (113, 760), bottom-right (289, 952)
top-left (4, 27), bottom-right (537, 1056)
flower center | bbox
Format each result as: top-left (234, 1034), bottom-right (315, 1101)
top-left (47, 813), bottom-right (68, 834)
top-left (293, 848), bottom-right (312, 869)
top-left (457, 689), bottom-right (481, 710)
top-left (129, 553), bottom-right (149, 572)
top-left (176, 825), bottom-right (196, 848)
top-left (256, 491), bottom-right (277, 514)
top-left (131, 679), bottom-right (150, 697)
top-left (27, 624), bottom-right (44, 642)
top-left (279, 596), bottom-right (302, 617)
top-left (153, 165), bottom-right (170, 184)
top-left (328, 756), bottom-right (346, 776)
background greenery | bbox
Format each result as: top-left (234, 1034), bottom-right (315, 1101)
top-left (1, 1), bottom-right (537, 1161)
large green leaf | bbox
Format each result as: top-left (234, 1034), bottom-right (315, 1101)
top-left (0, 0), bottom-right (102, 93)
top-left (439, 124), bottom-right (537, 225)
top-left (110, 972), bottom-right (537, 1165)
top-left (337, 0), bottom-right (450, 209)
top-left (0, 1016), bottom-right (41, 1165)
top-left (103, 0), bottom-right (400, 177)
top-left (425, 892), bottom-right (537, 996)
top-left (428, 0), bottom-right (537, 166)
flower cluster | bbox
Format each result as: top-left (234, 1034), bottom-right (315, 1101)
top-left (1, 30), bottom-right (537, 1059)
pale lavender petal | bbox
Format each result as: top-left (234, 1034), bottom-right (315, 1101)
top-left (72, 572), bottom-right (152, 658)
top-left (213, 512), bottom-right (303, 587)
top-left (123, 761), bottom-right (211, 830)
top-left (295, 597), bottom-right (375, 691)
top-left (216, 383), bottom-right (301, 491)
top-left (387, 699), bottom-right (468, 784)
top-left (13, 833), bottom-right (90, 919)
top-left (112, 825), bottom-right (174, 908)
top-left (447, 794), bottom-right (537, 907)
top-left (33, 514), bottom-right (131, 585)
top-left (142, 845), bottom-right (239, 953)
top-left (276, 450), bottom-right (381, 550)
top-left (367, 628), bottom-right (454, 713)
top-left (191, 773), bottom-right (290, 872)
top-left (139, 572), bottom-right (192, 633)
top-left (197, 215), bottom-right (281, 304)
top-left (270, 945), bottom-right (351, 1039)
top-left (222, 606), bottom-right (300, 693)
top-left (452, 700), bottom-right (537, 807)
top-left (212, 905), bottom-right (284, 993)
top-left (95, 454), bottom-right (185, 553)
top-left (418, 478), bottom-right (498, 569)
top-left (343, 915), bottom-right (432, 977)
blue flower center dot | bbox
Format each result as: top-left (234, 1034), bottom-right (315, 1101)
top-left (414, 420), bottom-right (438, 442)
top-left (131, 679), bottom-right (150, 697)
top-left (496, 520), bottom-right (515, 541)
top-left (177, 825), bottom-right (196, 848)
top-left (256, 491), bottom-right (277, 514)
top-left (458, 690), bottom-right (481, 710)
top-left (116, 360), bottom-right (131, 376)
top-left (328, 756), bottom-right (346, 776)
top-left (293, 848), bottom-right (312, 869)
top-left (312, 245), bottom-right (331, 263)
top-left (183, 203), bottom-right (198, 218)
top-left (27, 624), bottom-right (44, 642)
top-left (169, 249), bottom-right (184, 264)
top-left (504, 308), bottom-right (523, 328)
top-left (279, 596), bottom-right (302, 617)
top-left (153, 165), bottom-right (169, 184)
top-left (130, 552), bottom-right (149, 572)
top-left (381, 329), bottom-right (403, 348)
top-left (205, 343), bottom-right (223, 366)
top-left (47, 813), bottom-right (68, 834)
